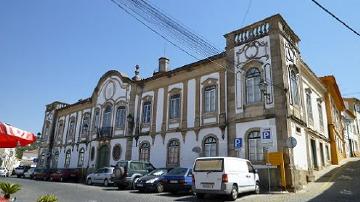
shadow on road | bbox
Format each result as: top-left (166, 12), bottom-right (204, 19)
top-left (308, 160), bottom-right (360, 202)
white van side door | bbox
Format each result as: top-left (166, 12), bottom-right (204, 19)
top-left (246, 161), bottom-right (256, 191)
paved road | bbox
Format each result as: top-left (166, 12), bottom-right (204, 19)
top-left (1, 159), bottom-right (359, 202)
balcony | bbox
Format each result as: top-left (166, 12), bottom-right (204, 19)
top-left (97, 127), bottom-right (113, 140)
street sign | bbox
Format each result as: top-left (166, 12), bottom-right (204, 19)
top-left (286, 136), bottom-right (297, 148)
top-left (261, 128), bottom-right (273, 147)
top-left (234, 138), bottom-right (242, 149)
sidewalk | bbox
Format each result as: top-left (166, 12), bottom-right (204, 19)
top-left (312, 157), bottom-right (360, 181)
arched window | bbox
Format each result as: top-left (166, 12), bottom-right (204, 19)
top-left (56, 120), bottom-right (64, 144)
top-left (203, 136), bottom-right (217, 157)
top-left (67, 117), bottom-right (76, 142)
top-left (115, 106), bottom-right (126, 129)
top-left (245, 68), bottom-right (261, 104)
top-left (248, 131), bottom-right (263, 162)
top-left (139, 142), bottom-right (150, 162)
top-left (81, 113), bottom-right (91, 137)
top-left (78, 148), bottom-right (85, 167)
top-left (112, 144), bottom-right (121, 161)
top-left (290, 69), bottom-right (300, 105)
top-left (64, 150), bottom-right (71, 168)
top-left (167, 139), bottom-right (180, 167)
top-left (102, 105), bottom-right (113, 128)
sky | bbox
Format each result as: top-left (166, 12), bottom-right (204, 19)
top-left (0, 0), bottom-right (359, 134)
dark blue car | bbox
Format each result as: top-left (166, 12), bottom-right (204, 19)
top-left (134, 168), bottom-right (172, 193)
top-left (162, 167), bottom-right (192, 194)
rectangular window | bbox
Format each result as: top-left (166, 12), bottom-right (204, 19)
top-left (142, 101), bottom-right (152, 124)
top-left (318, 102), bottom-right (324, 131)
top-left (169, 94), bottom-right (181, 119)
top-left (306, 92), bottom-right (313, 126)
top-left (204, 86), bottom-right (216, 113)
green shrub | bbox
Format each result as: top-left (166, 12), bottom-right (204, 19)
top-left (0, 182), bottom-right (21, 199)
top-left (37, 194), bottom-right (58, 202)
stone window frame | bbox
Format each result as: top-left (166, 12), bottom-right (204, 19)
top-left (305, 88), bottom-right (314, 126)
top-left (245, 128), bottom-right (265, 165)
top-left (139, 141), bottom-right (151, 162)
top-left (141, 95), bottom-right (153, 127)
top-left (168, 88), bottom-right (182, 124)
top-left (102, 103), bottom-right (113, 128)
top-left (112, 144), bottom-right (121, 161)
top-left (201, 78), bottom-right (219, 120)
top-left (78, 148), bottom-right (85, 167)
top-left (67, 116), bottom-right (76, 143)
top-left (289, 65), bottom-right (301, 107)
top-left (81, 112), bottom-right (91, 139)
top-left (92, 107), bottom-right (101, 132)
top-left (202, 134), bottom-right (219, 157)
top-left (64, 149), bottom-right (71, 168)
top-left (115, 101), bottom-right (127, 130)
top-left (166, 138), bottom-right (180, 168)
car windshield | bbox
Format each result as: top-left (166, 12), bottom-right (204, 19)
top-left (148, 169), bottom-right (167, 176)
top-left (194, 158), bottom-right (224, 172)
top-left (166, 168), bottom-right (188, 176)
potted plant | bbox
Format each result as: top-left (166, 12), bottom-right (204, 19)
top-left (0, 182), bottom-right (21, 200)
top-left (37, 194), bottom-right (58, 202)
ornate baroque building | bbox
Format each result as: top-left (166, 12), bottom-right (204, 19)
top-left (39, 14), bottom-right (337, 190)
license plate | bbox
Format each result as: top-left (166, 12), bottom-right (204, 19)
top-left (169, 180), bottom-right (178, 183)
top-left (137, 183), bottom-right (143, 187)
top-left (202, 183), bottom-right (214, 188)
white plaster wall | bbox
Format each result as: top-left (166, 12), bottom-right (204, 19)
top-left (96, 76), bottom-right (129, 106)
top-left (291, 122), bottom-right (308, 170)
top-left (134, 95), bottom-right (139, 136)
top-left (62, 115), bottom-right (69, 145)
top-left (156, 88), bottom-right (164, 132)
top-left (187, 79), bottom-right (196, 128)
top-left (75, 112), bottom-right (82, 142)
top-left (235, 118), bottom-right (277, 162)
top-left (88, 141), bottom-right (99, 169)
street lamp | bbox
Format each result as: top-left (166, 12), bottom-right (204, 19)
top-left (259, 80), bottom-right (270, 102)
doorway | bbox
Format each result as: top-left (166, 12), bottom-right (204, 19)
top-left (310, 139), bottom-right (318, 169)
top-left (319, 142), bottom-right (325, 167)
top-left (97, 145), bottom-right (110, 169)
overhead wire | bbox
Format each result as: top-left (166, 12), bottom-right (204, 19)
top-left (109, 0), bottom-right (285, 91)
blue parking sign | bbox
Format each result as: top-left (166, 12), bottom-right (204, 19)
top-left (262, 130), bottom-right (271, 139)
top-left (234, 138), bottom-right (242, 149)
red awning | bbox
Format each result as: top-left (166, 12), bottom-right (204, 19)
top-left (0, 122), bottom-right (37, 148)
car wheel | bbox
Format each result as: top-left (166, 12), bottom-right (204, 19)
top-left (196, 193), bottom-right (205, 199)
top-left (229, 185), bottom-right (238, 201)
top-left (254, 181), bottom-right (260, 194)
top-left (156, 183), bottom-right (164, 193)
top-left (17, 175), bottom-right (20, 178)
top-left (104, 179), bottom-right (109, 187)
top-left (132, 178), bottom-right (139, 190)
top-left (87, 178), bottom-right (92, 185)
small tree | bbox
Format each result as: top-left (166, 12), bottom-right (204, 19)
top-left (37, 194), bottom-right (58, 202)
top-left (0, 182), bottom-right (21, 199)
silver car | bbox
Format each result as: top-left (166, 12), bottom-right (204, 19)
top-left (86, 167), bottom-right (114, 186)
top-left (0, 168), bottom-right (9, 177)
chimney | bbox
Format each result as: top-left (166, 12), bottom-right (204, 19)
top-left (159, 57), bottom-right (169, 72)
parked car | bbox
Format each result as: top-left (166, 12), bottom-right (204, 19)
top-left (134, 168), bottom-right (173, 193)
top-left (24, 167), bottom-right (35, 179)
top-left (162, 167), bottom-right (192, 194)
top-left (50, 169), bottom-right (81, 182)
top-left (86, 167), bottom-right (114, 186)
top-left (0, 168), bottom-right (10, 177)
top-left (111, 160), bottom-right (156, 190)
top-left (33, 168), bottom-right (55, 181)
top-left (14, 165), bottom-right (31, 178)
top-left (192, 157), bottom-right (260, 201)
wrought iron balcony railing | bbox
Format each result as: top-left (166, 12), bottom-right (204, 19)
top-left (97, 127), bottom-right (113, 139)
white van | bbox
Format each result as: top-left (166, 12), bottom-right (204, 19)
top-left (192, 157), bottom-right (260, 200)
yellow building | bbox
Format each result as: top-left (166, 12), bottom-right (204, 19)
top-left (320, 76), bottom-right (346, 164)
